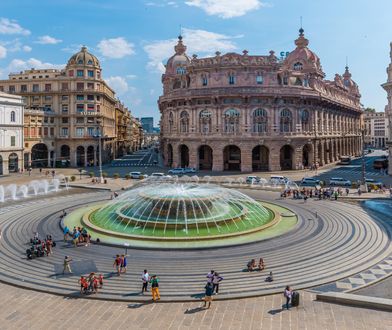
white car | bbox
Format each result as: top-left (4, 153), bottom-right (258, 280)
top-left (129, 171), bottom-right (143, 179)
top-left (329, 177), bottom-right (351, 186)
top-left (168, 168), bottom-right (185, 175)
top-left (270, 175), bottom-right (289, 184)
top-left (183, 167), bottom-right (197, 173)
top-left (300, 178), bottom-right (320, 186)
top-left (151, 172), bottom-right (165, 177)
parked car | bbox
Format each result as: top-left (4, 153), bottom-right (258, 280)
top-left (246, 176), bottom-right (261, 184)
top-left (270, 175), bottom-right (289, 184)
top-left (168, 168), bottom-right (185, 175)
top-left (183, 167), bottom-right (197, 173)
top-left (365, 178), bottom-right (383, 188)
top-left (129, 171), bottom-right (148, 179)
top-left (329, 177), bottom-right (352, 186)
top-left (300, 177), bottom-right (320, 186)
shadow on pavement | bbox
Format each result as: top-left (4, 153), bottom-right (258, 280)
top-left (184, 306), bottom-right (206, 314)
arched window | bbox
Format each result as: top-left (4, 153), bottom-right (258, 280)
top-left (87, 59), bottom-right (93, 65)
top-left (224, 109), bottom-right (240, 133)
top-left (169, 112), bottom-right (174, 132)
top-left (10, 111), bottom-right (16, 122)
top-left (252, 108), bottom-right (268, 133)
top-left (179, 111), bottom-right (189, 133)
top-left (176, 67), bottom-right (186, 75)
top-left (78, 59), bottom-right (84, 64)
top-left (256, 73), bottom-right (263, 85)
top-left (301, 109), bottom-right (310, 132)
top-left (199, 109), bottom-right (212, 134)
top-left (293, 62), bottom-right (303, 71)
top-left (201, 74), bottom-right (208, 86)
top-left (280, 109), bottom-right (292, 133)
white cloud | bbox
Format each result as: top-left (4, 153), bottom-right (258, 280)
top-left (126, 74), bottom-right (137, 79)
top-left (1, 58), bottom-right (64, 77)
top-left (146, 1), bottom-right (178, 7)
top-left (143, 28), bottom-right (238, 73)
top-left (0, 18), bottom-right (30, 35)
top-left (185, 0), bottom-right (262, 18)
top-left (36, 35), bottom-right (62, 44)
top-left (1, 39), bottom-right (32, 53)
top-left (0, 45), bottom-right (7, 59)
top-left (105, 76), bottom-right (129, 95)
top-left (97, 37), bottom-right (135, 59)
top-left (22, 45), bottom-right (32, 52)
top-left (61, 44), bottom-right (84, 54)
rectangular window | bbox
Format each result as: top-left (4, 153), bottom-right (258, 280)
top-left (10, 136), bottom-right (16, 146)
top-left (45, 84), bottom-right (51, 91)
top-left (76, 82), bottom-right (84, 90)
top-left (96, 95), bottom-right (101, 101)
top-left (38, 127), bottom-right (42, 136)
top-left (50, 127), bottom-right (54, 136)
top-left (76, 95), bottom-right (84, 100)
top-left (76, 104), bottom-right (84, 112)
top-left (87, 117), bottom-right (94, 123)
top-left (76, 127), bottom-right (84, 137)
top-left (77, 70), bottom-right (84, 77)
top-left (21, 85), bottom-right (27, 92)
top-left (44, 105), bottom-right (52, 112)
top-left (62, 117), bottom-right (69, 124)
top-left (87, 70), bottom-right (94, 77)
top-left (45, 95), bottom-right (52, 101)
top-left (62, 105), bottom-right (68, 113)
top-left (68, 70), bottom-right (74, 77)
top-left (76, 117), bottom-right (84, 124)
top-left (87, 127), bottom-right (94, 136)
top-left (44, 127), bottom-right (48, 136)
top-left (97, 71), bottom-right (101, 79)
top-left (87, 104), bottom-right (94, 111)
top-left (256, 75), bottom-right (263, 84)
top-left (61, 127), bottom-right (68, 136)
top-left (202, 77), bottom-right (208, 86)
top-left (44, 117), bottom-right (48, 123)
top-left (9, 85), bottom-right (15, 93)
top-left (87, 94), bottom-right (94, 101)
top-left (32, 84), bottom-right (39, 92)
top-left (61, 95), bottom-right (68, 101)
top-left (61, 83), bottom-right (68, 91)
top-left (229, 75), bottom-right (235, 85)
top-left (31, 127), bottom-right (36, 136)
top-left (87, 83), bottom-right (94, 90)
top-left (50, 117), bottom-right (54, 123)
top-left (96, 105), bottom-right (100, 112)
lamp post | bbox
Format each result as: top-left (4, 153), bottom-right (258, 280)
top-left (96, 119), bottom-right (104, 184)
top-left (361, 128), bottom-right (366, 186)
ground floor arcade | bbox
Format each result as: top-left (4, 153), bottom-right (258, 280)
top-left (0, 149), bottom-right (23, 175)
top-left (163, 136), bottom-right (362, 172)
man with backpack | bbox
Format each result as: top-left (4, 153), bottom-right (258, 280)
top-left (202, 282), bottom-right (214, 309)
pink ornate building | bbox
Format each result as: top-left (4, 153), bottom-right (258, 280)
top-left (158, 29), bottom-right (363, 172)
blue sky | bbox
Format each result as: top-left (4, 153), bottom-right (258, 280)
top-left (0, 0), bottom-right (391, 122)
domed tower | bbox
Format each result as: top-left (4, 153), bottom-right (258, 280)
top-left (342, 66), bottom-right (360, 97)
top-left (66, 46), bottom-right (102, 79)
top-left (162, 36), bottom-right (191, 94)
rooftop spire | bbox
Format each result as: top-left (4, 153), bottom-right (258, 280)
top-left (174, 34), bottom-right (186, 55)
top-left (295, 24), bottom-right (308, 48)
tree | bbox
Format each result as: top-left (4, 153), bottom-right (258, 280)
top-left (364, 107), bottom-right (376, 113)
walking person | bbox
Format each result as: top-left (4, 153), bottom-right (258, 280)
top-left (284, 285), bottom-right (292, 310)
top-left (113, 255), bottom-right (122, 276)
top-left (202, 281), bottom-right (214, 309)
top-left (141, 269), bottom-right (150, 294)
top-left (212, 272), bottom-right (223, 295)
top-left (206, 270), bottom-right (214, 283)
top-left (150, 275), bottom-right (160, 301)
top-left (62, 256), bottom-right (73, 274)
top-left (121, 254), bottom-right (128, 273)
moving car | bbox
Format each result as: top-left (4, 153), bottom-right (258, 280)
top-left (151, 172), bottom-right (165, 177)
top-left (300, 177), bottom-right (320, 186)
top-left (183, 167), bottom-right (197, 173)
top-left (329, 177), bottom-right (352, 187)
top-left (365, 178), bottom-right (383, 188)
top-left (246, 176), bottom-right (261, 184)
top-left (339, 156), bottom-right (351, 165)
top-left (168, 168), bottom-right (185, 175)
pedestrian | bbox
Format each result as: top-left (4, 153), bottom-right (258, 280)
top-left (113, 255), bottom-right (122, 276)
top-left (78, 276), bottom-right (88, 294)
top-left (212, 272), bottom-right (223, 294)
top-left (141, 269), bottom-right (150, 294)
top-left (202, 281), bottom-right (214, 309)
top-left (284, 285), bottom-right (292, 310)
top-left (121, 254), bottom-right (128, 273)
top-left (206, 270), bottom-right (214, 283)
top-left (63, 256), bottom-right (72, 274)
top-left (150, 275), bottom-right (160, 301)
top-left (98, 273), bottom-right (104, 288)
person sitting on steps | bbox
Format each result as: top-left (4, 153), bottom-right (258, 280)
top-left (258, 258), bottom-right (265, 271)
top-left (247, 259), bottom-right (257, 272)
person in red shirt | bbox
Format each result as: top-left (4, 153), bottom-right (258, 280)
top-left (113, 255), bottom-right (121, 276)
top-left (78, 276), bottom-right (88, 294)
top-left (98, 274), bottom-right (103, 288)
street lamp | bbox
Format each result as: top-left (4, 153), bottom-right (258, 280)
top-left (361, 128), bottom-right (366, 186)
top-left (95, 120), bottom-right (104, 184)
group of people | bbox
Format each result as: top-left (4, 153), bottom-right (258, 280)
top-left (78, 273), bottom-right (104, 294)
top-left (27, 232), bottom-right (56, 259)
top-left (202, 270), bottom-right (224, 309)
top-left (63, 226), bottom-right (91, 247)
top-left (141, 269), bottom-right (160, 301)
top-left (113, 254), bottom-right (128, 276)
top-left (247, 258), bottom-right (265, 272)
top-left (281, 187), bottom-right (350, 201)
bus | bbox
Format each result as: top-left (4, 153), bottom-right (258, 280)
top-left (339, 156), bottom-right (351, 165)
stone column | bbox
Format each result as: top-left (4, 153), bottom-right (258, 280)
top-left (47, 150), bottom-right (51, 168)
top-left (212, 146), bottom-right (223, 171)
top-left (240, 146), bottom-right (252, 172)
top-left (188, 145), bottom-right (197, 169)
top-left (84, 148), bottom-right (88, 167)
top-left (71, 149), bottom-right (77, 167)
top-left (94, 146), bottom-right (97, 166)
top-left (330, 140), bottom-right (334, 162)
top-left (269, 145), bottom-right (281, 171)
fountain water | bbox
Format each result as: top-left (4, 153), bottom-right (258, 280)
top-left (6, 184), bottom-right (17, 200)
top-left (52, 179), bottom-right (60, 192)
top-left (18, 185), bottom-right (28, 198)
top-left (29, 180), bottom-right (40, 195)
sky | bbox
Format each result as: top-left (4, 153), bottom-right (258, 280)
top-left (0, 0), bottom-right (391, 123)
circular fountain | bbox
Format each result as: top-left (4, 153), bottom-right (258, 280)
top-left (66, 181), bottom-right (298, 248)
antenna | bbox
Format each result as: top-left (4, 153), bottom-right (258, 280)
top-left (179, 24), bottom-right (182, 37)
top-left (346, 56), bottom-right (348, 67)
top-left (300, 16), bottom-right (303, 29)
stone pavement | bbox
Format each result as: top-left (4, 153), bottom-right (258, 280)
top-left (0, 282), bottom-right (390, 330)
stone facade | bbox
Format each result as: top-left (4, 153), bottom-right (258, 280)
top-left (0, 47), bottom-right (140, 168)
top-left (0, 92), bottom-right (24, 174)
top-left (382, 42), bottom-right (392, 174)
top-left (363, 111), bottom-right (388, 148)
top-left (158, 30), bottom-right (363, 172)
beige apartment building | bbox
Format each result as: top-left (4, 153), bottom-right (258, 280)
top-left (0, 46), bottom-right (122, 168)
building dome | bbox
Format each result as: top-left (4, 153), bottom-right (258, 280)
top-left (67, 46), bottom-right (100, 67)
top-left (165, 36), bottom-right (191, 74)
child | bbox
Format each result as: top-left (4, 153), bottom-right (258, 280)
top-left (78, 276), bottom-right (88, 294)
